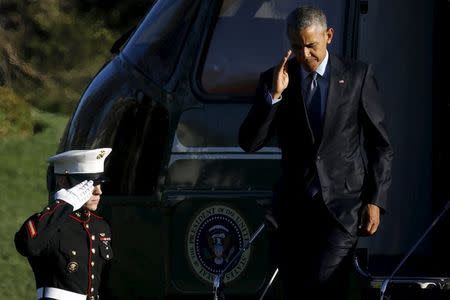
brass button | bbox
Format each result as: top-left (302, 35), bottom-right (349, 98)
top-left (91, 261), bottom-right (95, 266)
top-left (91, 235), bottom-right (95, 240)
top-left (86, 224), bottom-right (90, 229)
top-left (91, 248), bottom-right (96, 254)
top-left (71, 250), bottom-right (77, 256)
top-left (91, 274), bottom-right (95, 279)
top-left (91, 287), bottom-right (94, 292)
top-left (106, 254), bottom-right (110, 259)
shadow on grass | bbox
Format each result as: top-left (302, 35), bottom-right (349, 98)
top-left (32, 120), bottom-right (48, 135)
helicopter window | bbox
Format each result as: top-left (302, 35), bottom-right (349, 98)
top-left (200, 0), bottom-right (348, 97)
top-left (105, 100), bottom-right (169, 196)
top-left (123, 0), bottom-right (200, 86)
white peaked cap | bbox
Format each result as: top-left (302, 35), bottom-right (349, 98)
top-left (48, 148), bottom-right (112, 174)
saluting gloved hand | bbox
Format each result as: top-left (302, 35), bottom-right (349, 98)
top-left (54, 180), bottom-right (94, 211)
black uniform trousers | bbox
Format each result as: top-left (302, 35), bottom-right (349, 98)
top-left (274, 192), bottom-right (358, 300)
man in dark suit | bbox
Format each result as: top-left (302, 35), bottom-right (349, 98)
top-left (239, 6), bottom-right (393, 299)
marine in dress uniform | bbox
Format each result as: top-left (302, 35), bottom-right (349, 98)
top-left (15, 148), bottom-right (114, 300)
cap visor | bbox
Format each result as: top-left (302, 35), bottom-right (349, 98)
top-left (93, 177), bottom-right (109, 185)
top-left (69, 174), bottom-right (109, 186)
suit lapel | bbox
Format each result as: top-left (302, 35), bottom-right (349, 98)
top-left (287, 59), bottom-right (315, 144)
top-left (318, 55), bottom-right (346, 152)
top-left (287, 58), bottom-right (303, 101)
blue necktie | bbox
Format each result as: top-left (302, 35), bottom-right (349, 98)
top-left (306, 72), bottom-right (322, 143)
top-left (306, 72), bottom-right (322, 198)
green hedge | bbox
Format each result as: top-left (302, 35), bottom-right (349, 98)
top-left (0, 87), bottom-right (33, 138)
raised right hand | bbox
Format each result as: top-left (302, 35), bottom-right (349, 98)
top-left (271, 49), bottom-right (292, 99)
top-left (54, 180), bottom-right (94, 211)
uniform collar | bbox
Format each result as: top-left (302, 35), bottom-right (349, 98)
top-left (72, 208), bottom-right (91, 221)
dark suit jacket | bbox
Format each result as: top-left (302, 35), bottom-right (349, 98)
top-left (239, 55), bottom-right (393, 234)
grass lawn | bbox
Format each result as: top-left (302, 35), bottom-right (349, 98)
top-left (0, 110), bottom-right (69, 299)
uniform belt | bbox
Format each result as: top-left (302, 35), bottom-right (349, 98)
top-left (37, 287), bottom-right (88, 300)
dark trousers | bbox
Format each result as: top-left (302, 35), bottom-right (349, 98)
top-left (274, 193), bottom-right (358, 300)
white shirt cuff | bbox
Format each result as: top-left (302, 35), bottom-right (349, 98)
top-left (266, 93), bottom-right (283, 105)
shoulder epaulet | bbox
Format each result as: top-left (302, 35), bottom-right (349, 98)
top-left (36, 200), bottom-right (66, 221)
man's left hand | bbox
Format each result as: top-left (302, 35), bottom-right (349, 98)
top-left (358, 203), bottom-right (380, 236)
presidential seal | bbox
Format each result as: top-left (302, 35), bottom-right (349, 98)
top-left (187, 205), bottom-right (251, 283)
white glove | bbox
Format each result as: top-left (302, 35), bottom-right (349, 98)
top-left (54, 180), bottom-right (94, 211)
